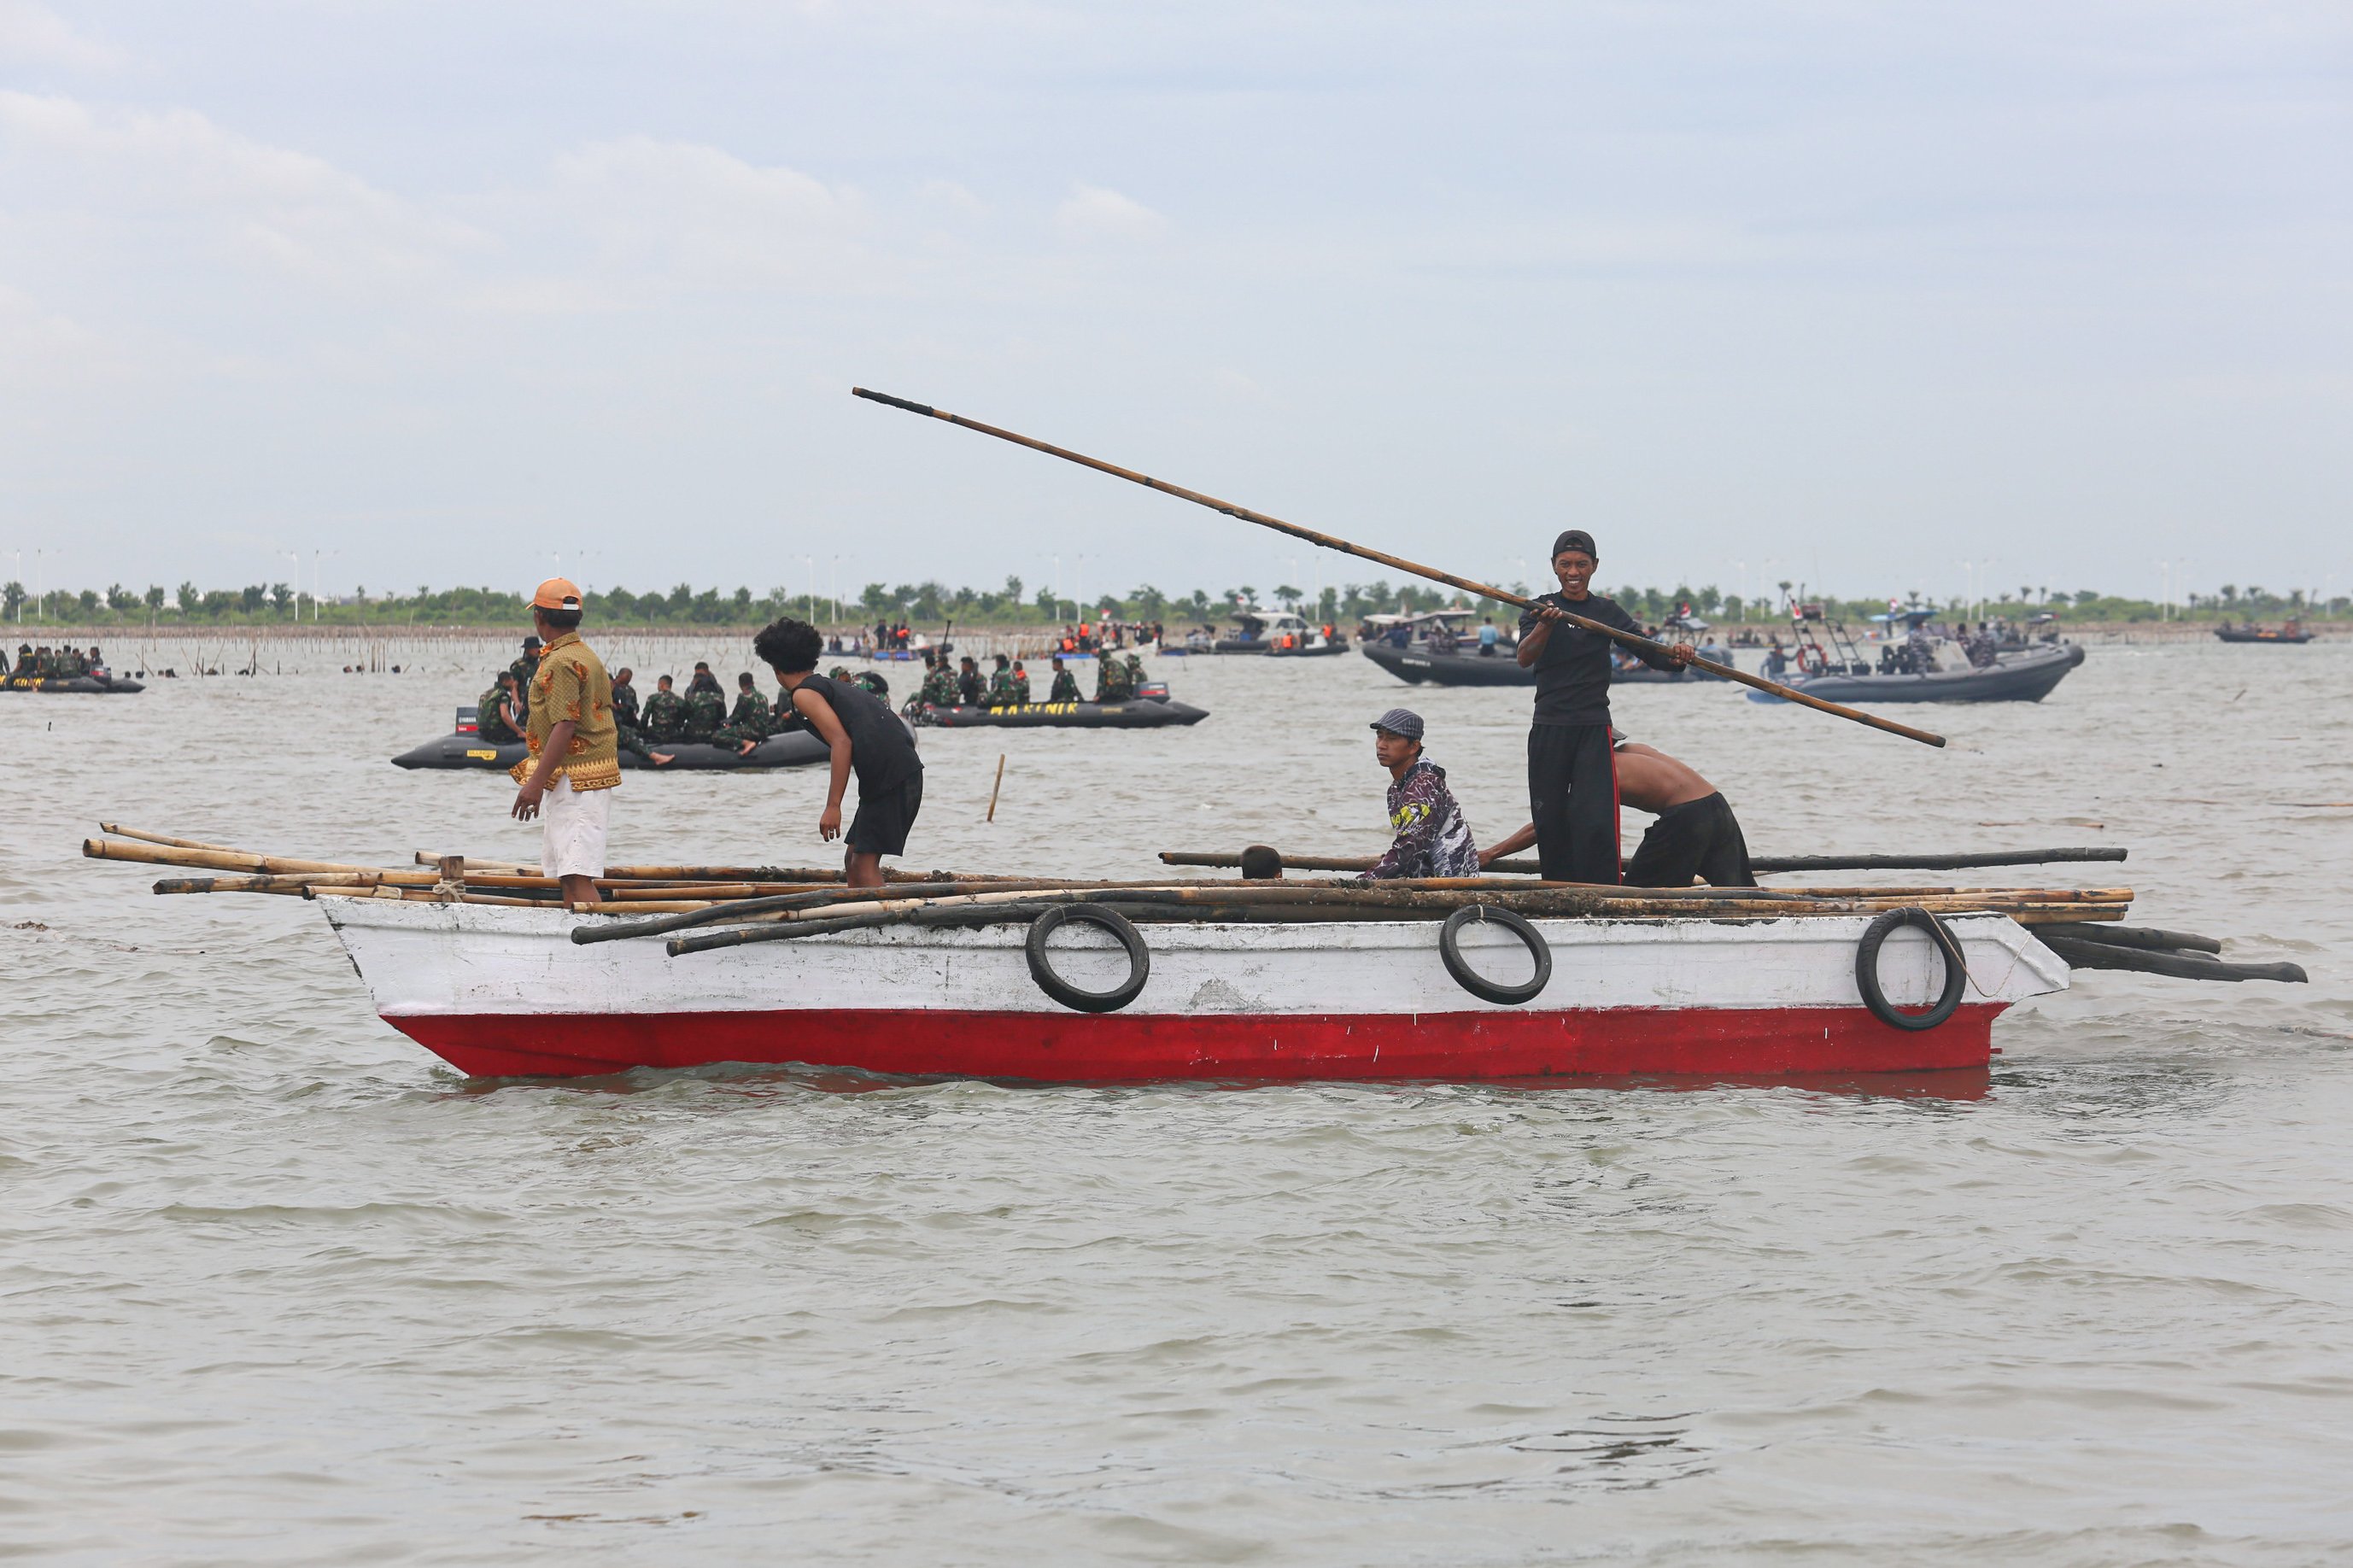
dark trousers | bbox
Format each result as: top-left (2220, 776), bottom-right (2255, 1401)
top-left (1625, 792), bottom-right (1756, 888)
top-left (1527, 723), bottom-right (1619, 885)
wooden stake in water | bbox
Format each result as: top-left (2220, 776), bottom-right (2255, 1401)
top-left (986, 754), bottom-right (1006, 822)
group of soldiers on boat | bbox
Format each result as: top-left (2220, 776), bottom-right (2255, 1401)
top-left (910, 647), bottom-right (1150, 712)
top-left (10, 643), bottom-right (109, 681)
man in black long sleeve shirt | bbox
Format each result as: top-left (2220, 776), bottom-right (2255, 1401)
top-left (1515, 529), bottom-right (1694, 882)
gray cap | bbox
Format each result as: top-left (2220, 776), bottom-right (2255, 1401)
top-left (1370, 707), bottom-right (1425, 740)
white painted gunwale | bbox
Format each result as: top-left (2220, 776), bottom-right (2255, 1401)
top-left (322, 900), bottom-right (2070, 1021)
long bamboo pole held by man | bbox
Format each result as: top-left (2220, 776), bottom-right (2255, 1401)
top-left (850, 387), bottom-right (1946, 748)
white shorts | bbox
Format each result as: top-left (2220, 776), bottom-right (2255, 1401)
top-left (540, 775), bottom-right (611, 880)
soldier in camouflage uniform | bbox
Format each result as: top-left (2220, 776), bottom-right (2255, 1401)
top-left (11, 644), bottom-right (32, 679)
top-left (606, 667), bottom-right (670, 764)
top-left (1010, 660), bottom-right (1033, 703)
top-left (986, 654), bottom-right (1021, 706)
top-left (506, 636), bottom-right (542, 724)
top-left (688, 662), bottom-right (723, 698)
top-left (1092, 652), bottom-right (1134, 703)
top-left (641, 675), bottom-right (688, 743)
top-left (477, 672), bottom-right (524, 744)
top-left (919, 653), bottom-right (961, 709)
top-left (716, 671), bottom-right (773, 755)
top-left (1124, 652), bottom-right (1146, 693)
top-left (830, 664), bottom-right (889, 701)
top-left (682, 675), bottom-right (727, 743)
top-left (1047, 655), bottom-right (1080, 704)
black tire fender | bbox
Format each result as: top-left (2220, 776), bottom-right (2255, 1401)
top-left (1438, 904), bottom-right (1553, 1005)
top-left (1855, 907), bottom-right (1967, 1031)
top-left (1025, 904), bottom-right (1150, 1014)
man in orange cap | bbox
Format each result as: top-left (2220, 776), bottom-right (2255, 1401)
top-left (510, 578), bottom-right (619, 905)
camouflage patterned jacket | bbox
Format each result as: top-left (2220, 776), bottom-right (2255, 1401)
top-left (610, 679), bottom-right (641, 729)
top-left (506, 654), bottom-right (539, 718)
top-left (476, 685), bottom-right (521, 744)
top-left (1093, 658), bottom-right (1134, 702)
top-left (986, 668), bottom-right (1021, 706)
top-left (1361, 759), bottom-right (1479, 881)
top-left (726, 688), bottom-right (771, 733)
top-left (682, 687), bottom-right (726, 740)
top-left (641, 689), bottom-right (688, 741)
top-left (1048, 669), bottom-right (1081, 703)
top-left (921, 666), bottom-right (962, 707)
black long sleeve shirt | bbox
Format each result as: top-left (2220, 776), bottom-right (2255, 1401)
top-left (1516, 593), bottom-right (1674, 725)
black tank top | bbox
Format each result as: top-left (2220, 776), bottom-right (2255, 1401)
top-left (792, 673), bottom-right (922, 793)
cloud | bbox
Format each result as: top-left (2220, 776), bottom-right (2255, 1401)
top-left (544, 135), bottom-right (864, 288)
top-left (1054, 183), bottom-right (1167, 242)
top-left (0, 1), bottom-right (120, 70)
top-left (0, 91), bottom-right (483, 289)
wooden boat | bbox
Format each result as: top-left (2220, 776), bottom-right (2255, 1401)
top-left (2215, 622), bottom-right (2314, 645)
top-left (322, 897), bottom-right (2067, 1080)
top-left (79, 826), bottom-right (2308, 1082)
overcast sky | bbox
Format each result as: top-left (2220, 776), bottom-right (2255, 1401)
top-left (3, 1), bottom-right (2347, 610)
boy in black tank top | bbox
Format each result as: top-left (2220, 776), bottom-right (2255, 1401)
top-left (753, 617), bottom-right (924, 889)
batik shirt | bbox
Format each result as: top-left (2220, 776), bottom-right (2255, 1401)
top-left (1362, 758), bottom-right (1479, 881)
top-left (511, 630), bottom-right (618, 791)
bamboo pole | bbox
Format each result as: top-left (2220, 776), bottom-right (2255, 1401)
top-left (851, 387), bottom-right (1946, 748)
top-left (99, 823), bottom-right (256, 855)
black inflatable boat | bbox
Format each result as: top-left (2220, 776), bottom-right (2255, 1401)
top-left (910, 693), bottom-right (1209, 728)
top-left (4, 672), bottom-right (146, 693)
top-left (390, 707), bottom-right (887, 770)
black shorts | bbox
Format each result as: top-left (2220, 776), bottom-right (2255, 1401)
top-left (1624, 791), bottom-right (1755, 888)
top-left (847, 772), bottom-right (922, 857)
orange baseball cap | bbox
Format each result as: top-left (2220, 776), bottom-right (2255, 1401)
top-left (532, 577), bottom-right (583, 611)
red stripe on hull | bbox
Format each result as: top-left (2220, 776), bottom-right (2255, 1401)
top-left (387, 1003), bottom-right (2006, 1081)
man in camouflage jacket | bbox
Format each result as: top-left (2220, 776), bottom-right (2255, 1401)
top-left (920, 656), bottom-right (962, 709)
top-left (717, 672), bottom-right (773, 754)
top-left (506, 636), bottom-right (542, 723)
top-left (641, 676), bottom-right (688, 742)
top-left (477, 671), bottom-right (524, 744)
top-left (986, 654), bottom-right (1021, 706)
top-left (682, 678), bottom-right (727, 743)
top-left (1092, 653), bottom-right (1134, 703)
top-left (1047, 656), bottom-right (1080, 703)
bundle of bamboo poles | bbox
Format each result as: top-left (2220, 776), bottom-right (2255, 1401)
top-left (1158, 846), bottom-right (2132, 877)
top-left (80, 824), bottom-right (2137, 935)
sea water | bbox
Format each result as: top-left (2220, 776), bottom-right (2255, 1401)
top-left (3, 641), bottom-right (2349, 1564)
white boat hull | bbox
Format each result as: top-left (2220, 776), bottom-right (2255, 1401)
top-left (322, 901), bottom-right (2068, 1082)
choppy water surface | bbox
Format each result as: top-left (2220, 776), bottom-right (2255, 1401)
top-left (5, 641), bottom-right (2350, 1565)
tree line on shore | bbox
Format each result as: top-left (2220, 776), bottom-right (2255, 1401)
top-left (2, 573), bottom-right (2341, 630)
